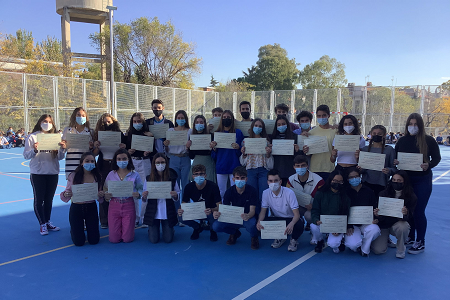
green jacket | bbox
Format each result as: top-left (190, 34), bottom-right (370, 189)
top-left (311, 189), bottom-right (351, 225)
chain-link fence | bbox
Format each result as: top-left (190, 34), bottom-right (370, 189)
top-left (0, 71), bottom-right (448, 136)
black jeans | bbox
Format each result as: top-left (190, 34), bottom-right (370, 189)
top-left (69, 202), bottom-right (100, 246)
top-left (30, 174), bottom-right (58, 225)
top-left (99, 160), bottom-right (113, 226)
top-left (148, 219), bottom-right (174, 244)
top-left (265, 216), bottom-right (304, 240)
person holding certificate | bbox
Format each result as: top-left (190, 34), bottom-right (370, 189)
top-left (210, 110), bottom-right (244, 199)
top-left (239, 101), bottom-right (253, 122)
top-left (257, 169), bottom-right (303, 252)
top-left (60, 152), bottom-right (104, 246)
top-left (207, 107), bottom-right (224, 133)
top-left (240, 118), bottom-right (273, 205)
top-left (23, 114), bottom-right (66, 236)
top-left (274, 103), bottom-right (299, 131)
top-left (212, 166), bottom-right (260, 249)
top-left (142, 153), bottom-right (180, 244)
top-left (394, 113), bottom-right (440, 255)
top-left (178, 164), bottom-right (222, 241)
top-left (61, 107), bottom-right (94, 180)
top-left (93, 113), bottom-right (127, 229)
top-left (344, 168), bottom-right (380, 257)
top-left (372, 171), bottom-right (417, 259)
top-left (145, 99), bottom-right (175, 154)
top-left (103, 149), bottom-right (145, 243)
top-left (293, 110), bottom-right (313, 136)
top-left (310, 170), bottom-right (351, 254)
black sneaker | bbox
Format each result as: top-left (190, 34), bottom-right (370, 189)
top-left (408, 241), bottom-right (425, 254)
top-left (190, 227), bottom-right (203, 240)
top-left (338, 240), bottom-right (346, 252)
top-left (404, 237), bottom-right (415, 247)
top-left (305, 224), bottom-right (311, 231)
top-left (315, 240), bottom-right (325, 253)
top-left (359, 247), bottom-right (369, 257)
top-left (210, 230), bottom-right (218, 242)
top-left (387, 238), bottom-right (397, 248)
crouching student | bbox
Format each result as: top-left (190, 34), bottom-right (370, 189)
top-left (256, 169), bottom-right (303, 252)
top-left (178, 164), bottom-right (222, 241)
top-left (212, 166), bottom-right (259, 250)
top-left (142, 153), bottom-right (179, 243)
top-left (310, 170), bottom-right (351, 253)
top-left (103, 149), bottom-right (144, 243)
top-left (344, 168), bottom-right (381, 257)
top-left (371, 170), bottom-right (417, 259)
top-left (60, 152), bottom-right (103, 246)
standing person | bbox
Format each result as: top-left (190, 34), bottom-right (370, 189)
top-left (274, 103), bottom-right (299, 131)
top-left (359, 125), bottom-right (396, 196)
top-left (371, 171), bottom-right (417, 259)
top-left (60, 152), bottom-right (103, 246)
top-left (61, 107), bottom-right (94, 180)
top-left (103, 149), bottom-right (144, 243)
top-left (145, 99), bottom-right (175, 154)
top-left (303, 104), bottom-right (336, 182)
top-left (142, 153), bottom-right (179, 244)
top-left (93, 113), bottom-right (127, 229)
top-left (269, 115), bottom-right (301, 186)
top-left (207, 107), bottom-right (224, 133)
top-left (239, 101), bottom-right (253, 122)
top-left (23, 114), bottom-right (66, 235)
top-left (293, 110), bottom-right (313, 135)
top-left (187, 115), bottom-right (216, 183)
top-left (394, 113), bottom-right (440, 254)
top-left (210, 110), bottom-right (244, 199)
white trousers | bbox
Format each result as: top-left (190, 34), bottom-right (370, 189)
top-left (133, 159), bottom-right (151, 223)
top-left (310, 223), bottom-right (343, 251)
top-left (345, 224), bottom-right (381, 255)
top-left (216, 174), bottom-right (234, 200)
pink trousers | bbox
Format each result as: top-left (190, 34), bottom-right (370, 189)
top-left (108, 200), bottom-right (135, 243)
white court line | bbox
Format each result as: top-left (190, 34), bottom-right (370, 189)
top-left (0, 152), bottom-right (22, 156)
top-left (0, 157), bottom-right (21, 161)
top-left (433, 169), bottom-right (450, 183)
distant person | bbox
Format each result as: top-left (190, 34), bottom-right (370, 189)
top-left (436, 133), bottom-right (443, 145)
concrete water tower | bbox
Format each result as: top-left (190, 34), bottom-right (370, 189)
top-left (56, 0), bottom-right (113, 79)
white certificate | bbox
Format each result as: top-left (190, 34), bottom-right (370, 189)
top-left (107, 180), bottom-right (134, 198)
top-left (304, 136), bottom-right (329, 154)
top-left (131, 135), bottom-right (154, 152)
top-left (260, 220), bottom-right (287, 239)
top-left (147, 181), bottom-right (172, 199)
top-left (36, 133), bottom-right (61, 151)
top-left (235, 121), bottom-right (252, 137)
top-left (190, 134), bottom-right (211, 150)
top-left (320, 215), bottom-right (347, 233)
top-left (166, 130), bottom-right (188, 146)
top-left (98, 131), bottom-right (121, 147)
top-left (262, 119), bottom-right (276, 135)
top-left (149, 123), bottom-right (170, 139)
top-left (358, 151), bottom-right (386, 171)
top-left (348, 206), bottom-right (374, 224)
top-left (181, 202), bottom-right (206, 221)
top-left (397, 152), bottom-right (423, 172)
top-left (244, 138), bottom-right (267, 155)
top-left (334, 135), bottom-right (361, 152)
top-left (297, 135), bottom-right (306, 150)
top-left (71, 183), bottom-right (98, 203)
top-left (378, 197), bottom-right (404, 218)
top-left (214, 132), bottom-right (236, 149)
top-left (271, 139), bottom-right (294, 156)
top-left (218, 204), bottom-right (244, 225)
top-left (208, 118), bottom-right (221, 132)
top-left (65, 134), bottom-right (90, 151)
top-left (289, 188), bottom-right (312, 207)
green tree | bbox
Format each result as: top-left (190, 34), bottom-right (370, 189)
top-left (299, 55), bottom-right (347, 89)
top-left (210, 75), bottom-right (218, 87)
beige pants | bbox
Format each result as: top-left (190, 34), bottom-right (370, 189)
top-left (371, 221), bottom-right (410, 256)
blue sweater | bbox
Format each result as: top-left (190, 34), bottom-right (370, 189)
top-left (211, 129), bottom-right (244, 174)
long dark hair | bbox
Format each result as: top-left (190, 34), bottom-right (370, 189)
top-left (337, 114), bottom-right (361, 135)
top-left (112, 148), bottom-right (135, 171)
top-left (127, 112), bottom-right (149, 134)
top-left (249, 118), bottom-right (268, 138)
top-left (384, 170), bottom-right (415, 200)
top-left (367, 124), bottom-right (387, 153)
top-left (72, 152), bottom-right (101, 189)
top-left (217, 110), bottom-right (236, 133)
top-left (270, 115), bottom-right (295, 141)
top-left (191, 115), bottom-right (207, 135)
top-left (404, 113), bottom-right (428, 163)
top-left (32, 114), bottom-right (57, 134)
top-left (174, 110), bottom-right (190, 129)
top-left (149, 153), bottom-right (170, 181)
top-left (320, 169), bottom-right (349, 214)
top-left (69, 107), bottom-right (91, 130)
top-left (94, 113), bottom-right (121, 141)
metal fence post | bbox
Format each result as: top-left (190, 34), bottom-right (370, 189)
top-left (135, 84), bottom-right (139, 112)
top-left (53, 77), bottom-right (60, 130)
top-left (361, 87), bottom-right (367, 136)
top-left (420, 86), bottom-right (425, 116)
top-left (251, 91), bottom-right (255, 119)
top-left (172, 88), bottom-right (176, 121)
top-left (312, 89), bottom-right (317, 126)
top-left (270, 91), bottom-right (275, 120)
top-left (82, 79), bottom-right (87, 110)
top-left (112, 82), bottom-right (117, 118)
top-left (389, 87), bottom-right (395, 132)
top-left (232, 92), bottom-right (237, 116)
top-left (337, 88), bottom-right (342, 123)
top-left (22, 74), bottom-right (29, 133)
top-left (154, 86), bottom-right (158, 99)
top-left (202, 91), bottom-right (206, 116)
top-left (290, 90), bottom-right (295, 123)
top-left (188, 89), bottom-right (192, 122)
top-left (215, 92), bottom-right (219, 108)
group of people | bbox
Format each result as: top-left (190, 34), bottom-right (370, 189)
top-left (22, 99), bottom-right (441, 259)
top-left (0, 127), bottom-right (26, 148)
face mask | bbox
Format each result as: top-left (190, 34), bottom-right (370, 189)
top-left (195, 124), bottom-right (205, 132)
top-left (280, 114), bottom-right (287, 118)
top-left (133, 123), bottom-right (143, 131)
top-left (391, 182), bottom-right (404, 191)
top-left (235, 180), bottom-right (246, 188)
top-left (153, 109), bottom-right (163, 117)
top-left (104, 123), bottom-right (113, 130)
top-left (331, 182), bottom-right (344, 191)
top-left (117, 161), bottom-right (128, 169)
top-left (176, 119), bottom-right (186, 126)
top-left (300, 122), bottom-right (310, 130)
top-left (277, 125), bottom-right (287, 133)
top-left (295, 167), bottom-right (307, 176)
top-left (76, 117), bottom-right (86, 125)
top-left (269, 182), bottom-right (281, 192)
top-left (372, 135), bottom-right (383, 143)
top-left (317, 118), bottom-right (328, 126)
top-left (155, 163), bottom-right (166, 172)
top-left (408, 125), bottom-right (419, 135)
top-left (344, 126), bottom-right (355, 134)
top-left (41, 122), bottom-right (53, 132)
top-left (241, 112), bottom-right (250, 120)
top-left (349, 177), bottom-right (361, 187)
top-left (83, 163), bottom-right (95, 172)
top-left (253, 127), bottom-right (263, 135)
top-left (194, 176), bottom-right (205, 185)
top-left (222, 119), bottom-right (232, 127)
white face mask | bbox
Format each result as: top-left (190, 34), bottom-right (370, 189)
top-left (408, 125), bottom-right (419, 135)
top-left (269, 182), bottom-right (281, 192)
top-left (155, 163), bottom-right (166, 172)
top-left (344, 125), bottom-right (355, 134)
top-left (41, 122), bottom-right (53, 132)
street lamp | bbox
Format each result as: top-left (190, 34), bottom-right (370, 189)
top-left (106, 5), bottom-right (117, 118)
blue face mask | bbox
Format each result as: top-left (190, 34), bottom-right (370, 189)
top-left (83, 163), bottom-right (95, 172)
top-left (194, 176), bottom-right (205, 185)
top-left (300, 122), bottom-right (311, 130)
top-left (349, 177), bottom-right (361, 187)
top-left (76, 117), bottom-right (86, 125)
top-left (195, 124), bottom-right (205, 132)
top-left (277, 125), bottom-right (287, 133)
top-left (234, 180), bottom-right (246, 188)
top-left (176, 119), bottom-right (186, 126)
top-left (253, 127), bottom-right (263, 135)
top-left (133, 123), bottom-right (143, 131)
top-left (117, 161), bottom-right (128, 169)
top-left (317, 118), bottom-right (328, 126)
top-left (295, 167), bottom-right (308, 176)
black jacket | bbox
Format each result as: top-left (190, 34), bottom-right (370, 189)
top-left (377, 189), bottom-right (417, 229)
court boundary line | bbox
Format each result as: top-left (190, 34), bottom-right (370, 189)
top-left (432, 169), bottom-right (450, 182)
top-left (0, 172), bottom-right (66, 188)
top-left (0, 193), bottom-right (60, 205)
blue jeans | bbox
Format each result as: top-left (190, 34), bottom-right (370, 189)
top-left (170, 155), bottom-right (191, 220)
top-left (183, 214), bottom-right (216, 230)
top-left (409, 171), bottom-right (433, 243)
top-left (212, 217), bottom-right (258, 237)
top-left (246, 167), bottom-right (268, 214)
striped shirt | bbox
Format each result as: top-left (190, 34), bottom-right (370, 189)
top-left (62, 126), bottom-right (93, 179)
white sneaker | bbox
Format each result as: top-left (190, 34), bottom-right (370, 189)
top-left (332, 248), bottom-right (340, 254)
top-left (288, 239), bottom-right (298, 252)
top-left (40, 224), bottom-right (48, 236)
top-left (46, 221), bottom-right (60, 231)
top-left (271, 239), bottom-right (286, 248)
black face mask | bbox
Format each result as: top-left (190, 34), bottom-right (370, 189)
top-left (372, 135), bottom-right (383, 143)
top-left (391, 182), bottom-right (404, 191)
top-left (331, 182), bottom-right (344, 191)
top-left (153, 109), bottom-right (163, 117)
top-left (241, 112), bottom-right (250, 120)
top-left (104, 123), bottom-right (113, 130)
top-left (222, 119), bottom-right (232, 127)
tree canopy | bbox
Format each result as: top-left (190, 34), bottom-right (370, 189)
top-left (299, 55), bottom-right (347, 89)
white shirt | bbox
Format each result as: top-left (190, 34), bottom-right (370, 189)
top-left (333, 135), bottom-right (366, 164)
top-left (23, 132), bottom-right (66, 174)
top-left (155, 182), bottom-right (180, 220)
top-left (261, 186), bottom-right (299, 218)
top-left (167, 128), bottom-right (189, 155)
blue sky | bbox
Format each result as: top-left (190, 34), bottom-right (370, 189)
top-left (1, 0), bottom-right (449, 88)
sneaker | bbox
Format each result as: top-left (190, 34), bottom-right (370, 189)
top-left (333, 247), bottom-right (340, 254)
top-left (226, 229), bottom-right (242, 245)
top-left (190, 227), bottom-right (203, 240)
top-left (388, 238), bottom-right (397, 248)
top-left (404, 237), bottom-right (415, 247)
top-left (338, 241), bottom-right (346, 253)
top-left (408, 241), bottom-right (425, 254)
top-left (178, 222), bottom-right (185, 227)
top-left (271, 239), bottom-right (286, 249)
top-left (315, 240), bottom-right (325, 253)
top-left (135, 221), bottom-right (139, 228)
top-left (141, 224), bottom-right (148, 228)
top-left (288, 239), bottom-right (299, 252)
top-left (40, 224), bottom-right (48, 236)
top-left (46, 221), bottom-right (60, 231)
top-left (100, 224), bottom-right (108, 229)
top-left (359, 248), bottom-right (369, 257)
top-left (251, 236), bottom-right (259, 250)
top-left (396, 251), bottom-right (406, 259)
top-left (305, 224), bottom-right (311, 231)
top-left (210, 230), bottom-right (218, 242)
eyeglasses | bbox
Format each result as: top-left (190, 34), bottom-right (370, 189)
top-left (193, 173), bottom-right (206, 177)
